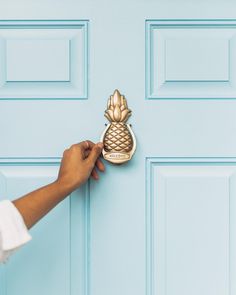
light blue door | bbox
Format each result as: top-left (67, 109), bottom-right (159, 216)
top-left (1, 1), bottom-right (236, 295)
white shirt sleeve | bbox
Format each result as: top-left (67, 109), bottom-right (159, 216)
top-left (0, 200), bottom-right (32, 263)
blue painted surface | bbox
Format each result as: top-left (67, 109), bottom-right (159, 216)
top-left (0, 20), bottom-right (88, 99)
top-left (0, 0), bottom-right (236, 294)
top-left (146, 158), bottom-right (236, 295)
top-left (146, 20), bottom-right (236, 99)
top-left (0, 162), bottom-right (88, 295)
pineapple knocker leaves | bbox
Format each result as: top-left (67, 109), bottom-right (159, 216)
top-left (101, 89), bottom-right (136, 164)
top-left (105, 90), bottom-right (131, 123)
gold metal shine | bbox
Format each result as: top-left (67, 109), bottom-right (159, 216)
top-left (100, 89), bottom-right (136, 164)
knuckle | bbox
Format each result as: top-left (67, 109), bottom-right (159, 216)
top-left (87, 159), bottom-right (95, 169)
top-left (95, 146), bottom-right (102, 154)
top-left (70, 144), bottom-right (78, 151)
top-left (63, 149), bottom-right (68, 156)
top-left (87, 140), bottom-right (94, 146)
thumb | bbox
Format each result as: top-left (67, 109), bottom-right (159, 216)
top-left (88, 142), bottom-right (103, 165)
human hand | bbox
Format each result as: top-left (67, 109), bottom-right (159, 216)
top-left (56, 140), bottom-right (105, 194)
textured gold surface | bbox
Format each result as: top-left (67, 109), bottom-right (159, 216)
top-left (101, 89), bottom-right (136, 164)
top-left (104, 122), bottom-right (133, 152)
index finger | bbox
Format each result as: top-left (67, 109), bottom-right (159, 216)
top-left (78, 140), bottom-right (95, 150)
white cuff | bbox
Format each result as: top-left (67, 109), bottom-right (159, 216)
top-left (0, 200), bottom-right (31, 251)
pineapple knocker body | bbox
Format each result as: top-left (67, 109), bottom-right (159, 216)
top-left (100, 89), bottom-right (136, 164)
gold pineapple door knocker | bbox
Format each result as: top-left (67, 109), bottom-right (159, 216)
top-left (100, 89), bottom-right (136, 164)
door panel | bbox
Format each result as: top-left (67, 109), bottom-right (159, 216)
top-left (0, 163), bottom-right (89, 295)
top-left (146, 20), bottom-right (236, 99)
top-left (146, 158), bottom-right (236, 295)
top-left (0, 20), bottom-right (88, 99)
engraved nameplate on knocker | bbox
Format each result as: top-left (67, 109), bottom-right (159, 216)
top-left (100, 89), bottom-right (136, 164)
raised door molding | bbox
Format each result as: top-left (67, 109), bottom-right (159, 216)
top-left (146, 20), bottom-right (236, 99)
top-left (0, 20), bottom-right (88, 99)
top-left (0, 160), bottom-right (90, 295)
top-left (146, 158), bottom-right (236, 295)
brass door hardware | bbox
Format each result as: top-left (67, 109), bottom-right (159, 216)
top-left (100, 89), bottom-right (136, 164)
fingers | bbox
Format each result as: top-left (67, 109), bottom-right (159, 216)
top-left (91, 157), bottom-right (105, 181)
top-left (84, 149), bottom-right (90, 158)
top-left (68, 141), bottom-right (105, 171)
top-left (91, 158), bottom-right (105, 181)
top-left (62, 148), bottom-right (69, 157)
top-left (79, 140), bottom-right (95, 150)
top-left (80, 142), bottom-right (105, 164)
top-left (91, 167), bottom-right (99, 180)
top-left (69, 141), bottom-right (95, 159)
top-left (96, 158), bottom-right (105, 172)
top-left (81, 142), bottom-right (105, 171)
top-left (87, 142), bottom-right (103, 165)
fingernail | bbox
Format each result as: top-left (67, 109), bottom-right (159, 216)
top-left (97, 142), bottom-right (103, 149)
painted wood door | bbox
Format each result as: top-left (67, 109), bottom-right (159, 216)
top-left (0, 1), bottom-right (236, 295)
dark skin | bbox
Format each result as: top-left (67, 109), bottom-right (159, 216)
top-left (13, 140), bottom-right (105, 229)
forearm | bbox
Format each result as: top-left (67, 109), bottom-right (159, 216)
top-left (13, 181), bottom-right (70, 229)
top-left (12, 141), bottom-right (104, 230)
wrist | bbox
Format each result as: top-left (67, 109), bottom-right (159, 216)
top-left (54, 178), bottom-right (80, 197)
